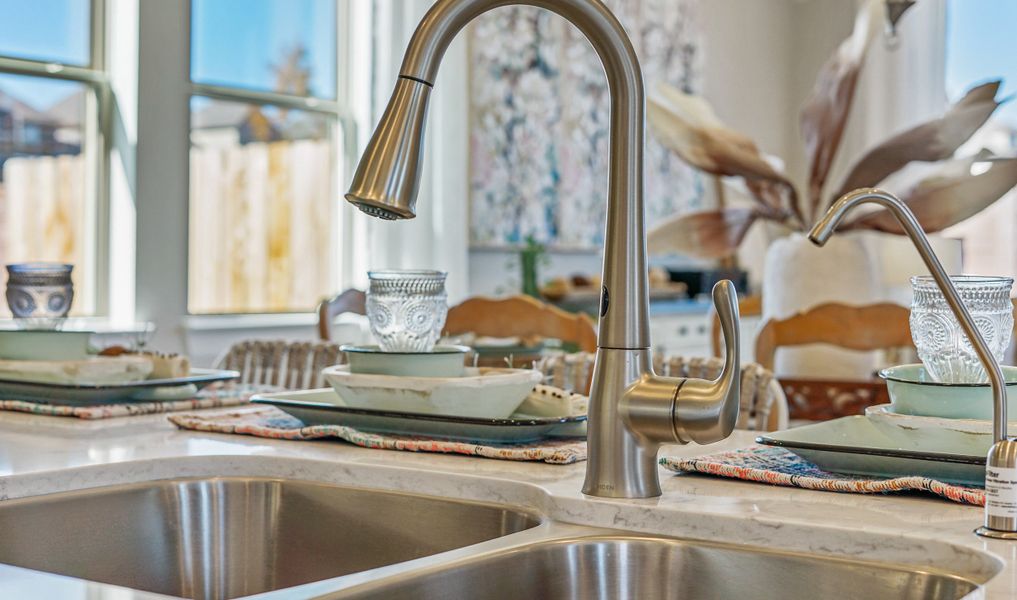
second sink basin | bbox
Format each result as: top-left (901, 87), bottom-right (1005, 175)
top-left (332, 534), bottom-right (984, 600)
top-left (0, 476), bottom-right (539, 599)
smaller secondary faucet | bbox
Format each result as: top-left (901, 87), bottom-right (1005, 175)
top-left (810, 187), bottom-right (1017, 539)
top-left (344, 0), bottom-right (742, 499)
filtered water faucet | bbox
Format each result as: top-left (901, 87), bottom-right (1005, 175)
top-left (811, 187), bottom-right (1017, 539)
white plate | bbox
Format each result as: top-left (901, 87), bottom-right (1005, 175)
top-left (757, 416), bottom-right (985, 486)
top-left (321, 365), bottom-right (541, 419)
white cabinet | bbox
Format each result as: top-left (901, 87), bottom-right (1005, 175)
top-left (649, 304), bottom-right (760, 363)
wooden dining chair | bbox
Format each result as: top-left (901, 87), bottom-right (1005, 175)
top-left (216, 340), bottom-right (344, 390)
top-left (444, 295), bottom-right (598, 353)
top-left (316, 288), bottom-right (367, 341)
top-left (754, 302), bottom-right (912, 421)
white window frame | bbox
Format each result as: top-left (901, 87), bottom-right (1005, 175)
top-left (124, 0), bottom-right (369, 357)
top-left (186, 0), bottom-right (359, 317)
top-left (0, 0), bottom-right (111, 315)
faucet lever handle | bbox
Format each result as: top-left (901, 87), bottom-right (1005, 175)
top-left (712, 280), bottom-right (740, 366)
top-left (672, 280), bottom-right (741, 445)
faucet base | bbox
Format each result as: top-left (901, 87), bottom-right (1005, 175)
top-left (582, 348), bottom-right (666, 499)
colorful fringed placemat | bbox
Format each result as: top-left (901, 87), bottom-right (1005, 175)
top-left (169, 405), bottom-right (587, 464)
top-left (660, 445), bottom-right (984, 506)
top-left (0, 384), bottom-right (266, 420)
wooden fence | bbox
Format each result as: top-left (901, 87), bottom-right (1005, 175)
top-left (0, 154), bottom-right (92, 315)
top-left (188, 139), bottom-right (335, 314)
top-left (0, 139), bottom-right (335, 316)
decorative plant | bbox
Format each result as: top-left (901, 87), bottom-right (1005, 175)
top-left (518, 235), bottom-right (548, 299)
top-left (646, 1), bottom-right (1017, 259)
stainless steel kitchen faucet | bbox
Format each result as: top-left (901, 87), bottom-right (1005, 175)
top-left (344, 0), bottom-right (742, 498)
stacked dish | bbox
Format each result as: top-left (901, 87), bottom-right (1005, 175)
top-left (758, 276), bottom-right (1016, 486)
top-left (253, 343), bottom-right (585, 443)
top-left (757, 365), bottom-right (1017, 486)
top-left (254, 270), bottom-right (586, 443)
top-left (0, 329), bottom-right (237, 404)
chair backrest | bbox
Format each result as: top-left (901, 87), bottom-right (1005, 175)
top-left (535, 351), bottom-right (787, 432)
top-left (217, 340), bottom-right (344, 390)
top-left (754, 302), bottom-right (912, 371)
top-left (445, 295), bottom-right (598, 353)
top-left (710, 295), bottom-right (761, 358)
top-left (317, 289), bottom-right (367, 341)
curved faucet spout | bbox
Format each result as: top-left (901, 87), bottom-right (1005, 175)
top-left (346, 0), bottom-right (742, 499)
top-left (347, 0), bottom-right (648, 350)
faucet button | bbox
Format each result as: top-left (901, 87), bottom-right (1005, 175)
top-left (600, 285), bottom-right (610, 317)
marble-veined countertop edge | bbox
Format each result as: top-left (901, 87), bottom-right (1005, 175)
top-left (0, 409), bottom-right (1010, 598)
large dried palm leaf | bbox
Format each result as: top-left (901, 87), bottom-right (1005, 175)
top-left (648, 83), bottom-right (799, 220)
top-left (832, 81), bottom-right (1007, 198)
top-left (843, 154), bottom-right (1017, 234)
top-left (799, 0), bottom-right (888, 219)
top-left (646, 208), bottom-right (758, 259)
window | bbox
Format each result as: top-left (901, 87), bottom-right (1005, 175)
top-left (0, 0), bottom-right (104, 316)
top-left (188, 0), bottom-right (345, 314)
top-left (941, 0), bottom-right (1017, 278)
top-left (0, 0), bottom-right (90, 65)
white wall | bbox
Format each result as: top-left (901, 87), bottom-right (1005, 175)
top-left (468, 0), bottom-right (810, 297)
top-left (699, 0), bottom-right (799, 167)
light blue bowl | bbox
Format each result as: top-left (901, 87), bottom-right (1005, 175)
top-left (879, 363), bottom-right (1017, 420)
top-left (0, 330), bottom-right (91, 361)
top-left (340, 344), bottom-right (469, 378)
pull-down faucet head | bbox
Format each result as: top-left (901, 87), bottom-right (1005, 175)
top-left (345, 79), bottom-right (430, 220)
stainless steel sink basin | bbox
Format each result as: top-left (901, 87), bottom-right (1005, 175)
top-left (0, 477), bottom-right (539, 599)
top-left (331, 535), bottom-right (982, 600)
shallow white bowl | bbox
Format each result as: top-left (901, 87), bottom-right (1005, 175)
top-left (0, 356), bottom-right (153, 385)
top-left (321, 365), bottom-right (541, 419)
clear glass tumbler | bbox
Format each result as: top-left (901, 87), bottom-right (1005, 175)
top-left (366, 270), bottom-right (448, 353)
top-left (910, 275), bottom-right (1014, 383)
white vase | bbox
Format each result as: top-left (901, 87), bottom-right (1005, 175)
top-left (761, 231), bottom-right (882, 378)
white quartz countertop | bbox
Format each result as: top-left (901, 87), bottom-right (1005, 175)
top-left (0, 407), bottom-right (1014, 598)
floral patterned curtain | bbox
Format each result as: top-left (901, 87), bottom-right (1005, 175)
top-left (469, 0), bottom-right (703, 249)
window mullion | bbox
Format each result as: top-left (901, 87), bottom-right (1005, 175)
top-left (0, 56), bottom-right (105, 85)
top-left (191, 82), bottom-right (344, 117)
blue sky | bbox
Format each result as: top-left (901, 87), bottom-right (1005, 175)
top-left (945, 0), bottom-right (1017, 126)
top-left (0, 0), bottom-right (1011, 129)
top-left (0, 0), bottom-right (89, 109)
top-left (0, 0), bottom-right (336, 110)
top-left (191, 0), bottom-right (336, 98)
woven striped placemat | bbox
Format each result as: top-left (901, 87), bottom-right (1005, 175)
top-left (661, 445), bottom-right (983, 506)
top-left (0, 384), bottom-right (265, 420)
top-left (169, 405), bottom-right (587, 465)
